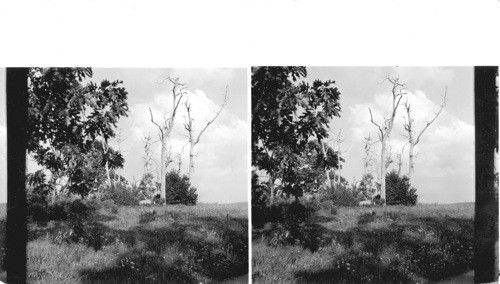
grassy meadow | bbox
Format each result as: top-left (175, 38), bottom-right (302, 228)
top-left (252, 202), bottom-right (474, 283)
top-left (0, 203), bottom-right (5, 282)
top-left (26, 202), bottom-right (248, 284)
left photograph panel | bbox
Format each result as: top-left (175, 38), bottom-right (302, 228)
top-left (0, 68), bottom-right (249, 284)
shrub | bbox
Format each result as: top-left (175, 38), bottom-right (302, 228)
top-left (386, 170), bottom-right (418, 206)
top-left (251, 171), bottom-right (268, 206)
top-left (320, 184), bottom-right (359, 207)
top-left (101, 184), bottom-right (140, 206)
top-left (164, 170), bottom-right (198, 205)
top-left (254, 201), bottom-right (326, 251)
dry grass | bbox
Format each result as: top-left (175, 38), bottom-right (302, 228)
top-left (253, 202), bottom-right (474, 283)
top-left (27, 202), bottom-right (248, 284)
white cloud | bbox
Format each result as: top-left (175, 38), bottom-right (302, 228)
top-left (119, 88), bottom-right (248, 203)
top-left (349, 89), bottom-right (474, 203)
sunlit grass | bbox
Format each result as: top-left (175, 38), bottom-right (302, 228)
top-left (253, 202), bottom-right (473, 283)
top-left (26, 202), bottom-right (248, 284)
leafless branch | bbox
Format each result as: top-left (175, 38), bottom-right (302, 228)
top-left (194, 87), bottom-right (229, 145)
top-left (414, 87), bottom-right (447, 145)
top-left (369, 108), bottom-right (384, 137)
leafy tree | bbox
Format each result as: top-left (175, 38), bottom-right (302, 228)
top-left (27, 68), bottom-right (129, 198)
top-left (252, 67), bottom-right (342, 203)
top-left (164, 170), bottom-right (198, 205)
top-left (385, 170), bottom-right (418, 206)
top-left (295, 140), bottom-right (342, 195)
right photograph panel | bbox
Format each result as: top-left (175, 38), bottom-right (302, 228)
top-left (251, 66), bottom-right (479, 283)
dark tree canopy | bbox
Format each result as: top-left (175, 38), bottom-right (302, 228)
top-left (385, 170), bottom-right (418, 206)
top-left (27, 68), bottom-right (129, 197)
top-left (252, 67), bottom-right (342, 198)
top-left (164, 170), bottom-right (198, 205)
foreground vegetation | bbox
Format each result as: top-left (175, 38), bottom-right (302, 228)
top-left (26, 202), bottom-right (247, 284)
top-left (253, 201), bottom-right (473, 283)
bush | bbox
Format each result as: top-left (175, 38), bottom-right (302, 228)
top-left (320, 184), bottom-right (359, 207)
top-left (101, 184), bottom-right (140, 206)
top-left (254, 201), bottom-right (327, 251)
top-left (164, 170), bottom-right (198, 205)
top-left (386, 170), bottom-right (418, 206)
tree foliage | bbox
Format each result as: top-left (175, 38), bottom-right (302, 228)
top-left (385, 170), bottom-right (418, 206)
top-left (164, 170), bottom-right (198, 205)
top-left (252, 67), bottom-right (342, 200)
top-left (27, 68), bottom-right (129, 197)
top-left (295, 140), bottom-right (343, 194)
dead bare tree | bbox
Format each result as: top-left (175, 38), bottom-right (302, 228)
top-left (369, 76), bottom-right (406, 205)
top-left (317, 139), bottom-right (334, 190)
top-left (403, 89), bottom-right (447, 181)
top-left (396, 143), bottom-right (408, 176)
top-left (175, 143), bottom-right (188, 175)
top-left (362, 136), bottom-right (378, 176)
top-left (149, 76), bottom-right (186, 202)
top-left (184, 87), bottom-right (228, 178)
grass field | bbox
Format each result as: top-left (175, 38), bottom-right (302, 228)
top-left (253, 202), bottom-right (474, 283)
top-left (26, 202), bottom-right (248, 284)
top-left (0, 203), bottom-right (5, 282)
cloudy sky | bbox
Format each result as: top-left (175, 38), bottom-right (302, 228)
top-left (303, 67), bottom-right (474, 204)
top-left (0, 68), bottom-right (249, 204)
top-left (0, 67), bottom-right (477, 204)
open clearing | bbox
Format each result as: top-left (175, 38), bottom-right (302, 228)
top-left (253, 202), bottom-right (474, 283)
top-left (25, 202), bottom-right (248, 284)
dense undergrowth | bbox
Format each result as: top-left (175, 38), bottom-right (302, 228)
top-left (252, 200), bottom-right (474, 283)
top-left (26, 200), bottom-right (248, 284)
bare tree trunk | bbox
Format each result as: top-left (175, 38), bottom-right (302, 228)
top-left (184, 88), bottom-right (228, 179)
top-left (149, 76), bottom-right (187, 204)
top-left (408, 139), bottom-right (415, 181)
top-left (474, 66), bottom-right (498, 283)
top-left (369, 76), bottom-right (406, 206)
top-left (160, 136), bottom-right (167, 200)
top-left (404, 93), bottom-right (446, 183)
top-left (105, 160), bottom-right (112, 187)
top-left (380, 137), bottom-right (387, 204)
top-left (188, 141), bottom-right (195, 178)
top-left (319, 139), bottom-right (333, 189)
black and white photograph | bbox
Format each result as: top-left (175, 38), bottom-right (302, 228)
top-left (0, 68), bottom-right (249, 283)
top-left (1, 1), bottom-right (500, 284)
top-left (251, 66), bottom-right (498, 283)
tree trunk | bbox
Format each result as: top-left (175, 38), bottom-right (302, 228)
top-left (319, 140), bottom-right (334, 190)
top-left (473, 66), bottom-right (498, 283)
top-left (105, 160), bottom-right (112, 188)
top-left (380, 137), bottom-right (387, 205)
top-left (160, 137), bottom-right (167, 200)
top-left (188, 142), bottom-right (195, 178)
top-left (408, 142), bottom-right (415, 181)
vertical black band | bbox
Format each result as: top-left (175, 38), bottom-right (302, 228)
top-left (474, 66), bottom-right (499, 283)
top-left (6, 67), bottom-right (28, 284)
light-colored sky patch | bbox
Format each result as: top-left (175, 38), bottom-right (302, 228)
top-left (305, 67), bottom-right (474, 204)
top-left (0, 68), bottom-right (248, 204)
